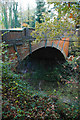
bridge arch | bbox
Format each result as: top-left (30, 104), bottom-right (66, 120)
top-left (29, 47), bottom-right (65, 61)
top-left (21, 40), bottom-right (67, 62)
top-left (1, 28), bottom-right (69, 70)
top-left (16, 46), bottom-right (66, 71)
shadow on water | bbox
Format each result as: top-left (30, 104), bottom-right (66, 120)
top-left (16, 47), bottom-right (65, 91)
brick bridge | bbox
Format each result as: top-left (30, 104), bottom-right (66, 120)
top-left (1, 27), bottom-right (70, 70)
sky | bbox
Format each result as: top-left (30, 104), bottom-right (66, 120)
top-left (15, 0), bottom-right (47, 10)
top-left (15, 0), bottom-right (36, 10)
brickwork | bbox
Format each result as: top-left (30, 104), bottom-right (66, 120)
top-left (1, 28), bottom-right (69, 70)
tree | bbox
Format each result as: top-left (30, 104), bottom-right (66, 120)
top-left (31, 2), bottom-right (79, 57)
top-left (9, 4), bottom-right (13, 28)
top-left (27, 4), bottom-right (30, 25)
top-left (13, 2), bottom-right (20, 28)
top-left (18, 5), bottom-right (36, 28)
top-left (2, 3), bottom-right (8, 29)
top-left (30, 15), bottom-right (35, 28)
top-left (0, 0), bottom-right (20, 29)
top-left (36, 0), bottom-right (46, 23)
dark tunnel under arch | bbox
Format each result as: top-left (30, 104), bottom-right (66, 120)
top-left (16, 47), bottom-right (66, 71)
top-left (29, 47), bottom-right (65, 62)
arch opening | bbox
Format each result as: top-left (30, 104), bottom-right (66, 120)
top-left (16, 47), bottom-right (66, 90)
top-left (29, 47), bottom-right (65, 61)
top-left (16, 47), bottom-right (65, 72)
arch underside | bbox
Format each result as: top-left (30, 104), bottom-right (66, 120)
top-left (29, 47), bottom-right (65, 61)
top-left (15, 40), bottom-right (69, 69)
top-left (22, 40), bottom-right (67, 61)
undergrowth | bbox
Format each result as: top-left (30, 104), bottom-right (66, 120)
top-left (2, 55), bottom-right (80, 120)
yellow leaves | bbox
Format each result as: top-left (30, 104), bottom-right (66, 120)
top-left (57, 81), bottom-right (60, 86)
top-left (17, 94), bottom-right (20, 97)
top-left (35, 21), bottom-right (39, 28)
top-left (13, 86), bottom-right (17, 90)
top-left (15, 83), bottom-right (18, 86)
top-left (30, 10), bottom-right (75, 44)
top-left (15, 52), bottom-right (17, 55)
top-left (48, 23), bottom-right (53, 28)
top-left (45, 17), bottom-right (50, 21)
top-left (11, 90), bottom-right (13, 93)
top-left (13, 81), bottom-right (18, 86)
top-left (54, 89), bottom-right (56, 93)
top-left (24, 101), bottom-right (27, 104)
top-left (30, 32), bottom-right (33, 36)
top-left (15, 100), bottom-right (18, 103)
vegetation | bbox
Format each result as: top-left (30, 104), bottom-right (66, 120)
top-left (1, 1), bottom-right (80, 120)
top-left (0, 0), bottom-right (20, 29)
top-left (2, 51), bottom-right (80, 119)
top-left (0, 0), bottom-right (36, 29)
top-left (31, 2), bottom-right (80, 56)
top-left (2, 42), bottom-right (80, 120)
top-left (36, 0), bottom-right (46, 23)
